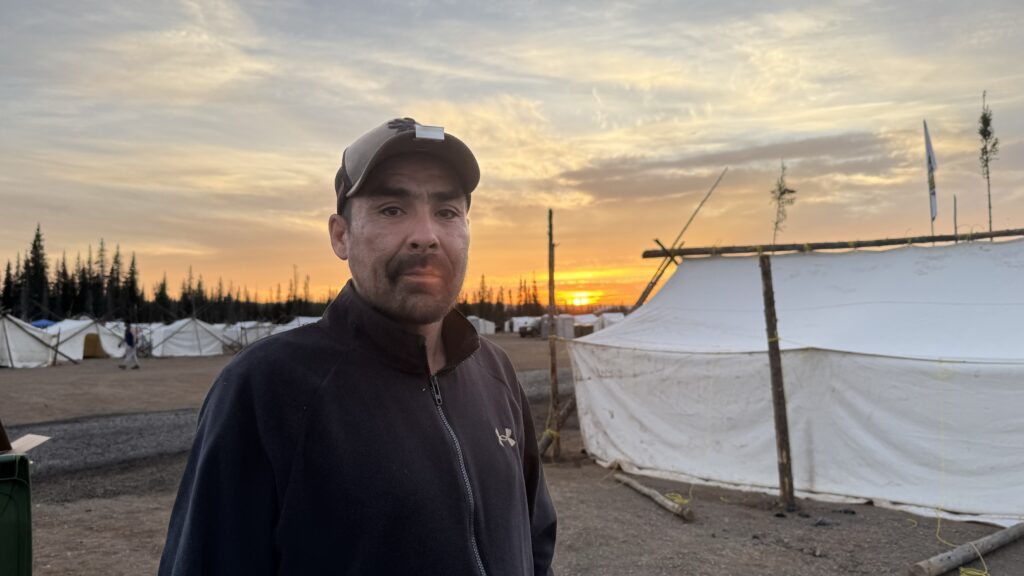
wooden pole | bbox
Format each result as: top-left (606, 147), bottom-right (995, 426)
top-left (545, 208), bottom-right (561, 460)
top-left (759, 255), bottom-right (796, 512)
top-left (642, 227), bottom-right (1024, 259)
top-left (954, 195), bottom-right (958, 243)
top-left (538, 396), bottom-right (575, 456)
top-left (632, 168), bottom-right (726, 309)
top-left (614, 473), bottom-right (695, 521)
top-left (909, 522), bottom-right (1024, 576)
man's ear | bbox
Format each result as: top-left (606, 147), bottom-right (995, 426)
top-left (328, 213), bottom-right (349, 261)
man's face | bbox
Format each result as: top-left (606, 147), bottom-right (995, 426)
top-left (329, 153), bottom-right (469, 326)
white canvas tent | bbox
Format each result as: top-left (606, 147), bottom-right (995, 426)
top-left (45, 318), bottom-right (124, 362)
top-left (467, 316), bottom-right (496, 335)
top-left (0, 314), bottom-right (58, 368)
top-left (569, 239), bottom-right (1024, 524)
top-left (505, 316), bottom-right (540, 334)
top-left (270, 316), bottom-right (320, 336)
top-left (223, 321), bottom-right (274, 347)
top-left (151, 318), bottom-right (228, 357)
top-left (596, 312), bottom-right (625, 331)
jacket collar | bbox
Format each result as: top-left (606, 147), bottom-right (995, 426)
top-left (320, 280), bottom-right (479, 375)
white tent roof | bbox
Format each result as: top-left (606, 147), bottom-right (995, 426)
top-left (151, 318), bottom-right (228, 357)
top-left (1, 314), bottom-right (57, 368)
top-left (585, 239), bottom-right (1024, 362)
top-left (45, 318), bottom-right (124, 361)
top-left (573, 314), bottom-right (599, 327)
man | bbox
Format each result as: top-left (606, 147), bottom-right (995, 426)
top-left (119, 320), bottom-right (140, 370)
top-left (159, 118), bottom-right (557, 575)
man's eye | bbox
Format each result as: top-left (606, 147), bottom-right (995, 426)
top-left (437, 208), bottom-right (459, 219)
top-left (381, 206), bottom-right (402, 217)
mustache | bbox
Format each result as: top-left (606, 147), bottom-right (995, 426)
top-left (386, 253), bottom-right (452, 284)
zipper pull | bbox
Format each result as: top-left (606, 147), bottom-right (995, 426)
top-left (429, 375), bottom-right (443, 406)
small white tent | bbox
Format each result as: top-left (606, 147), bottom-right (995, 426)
top-left (46, 319), bottom-right (124, 362)
top-left (151, 318), bottom-right (228, 357)
top-left (505, 316), bottom-right (540, 334)
top-left (596, 312), bottom-right (625, 331)
top-left (270, 316), bottom-right (320, 336)
top-left (0, 314), bottom-right (58, 368)
top-left (569, 239), bottom-right (1024, 524)
top-left (222, 321), bottom-right (275, 348)
top-left (467, 316), bottom-right (496, 335)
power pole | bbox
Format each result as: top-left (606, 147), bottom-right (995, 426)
top-left (545, 208), bottom-right (561, 459)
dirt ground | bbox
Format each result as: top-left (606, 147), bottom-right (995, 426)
top-left (4, 334), bottom-right (1023, 575)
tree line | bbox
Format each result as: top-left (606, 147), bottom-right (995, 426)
top-left (2, 225), bottom-right (550, 327)
top-left (1, 225), bottom-right (325, 324)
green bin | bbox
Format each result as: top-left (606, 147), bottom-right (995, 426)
top-left (0, 453), bottom-right (32, 576)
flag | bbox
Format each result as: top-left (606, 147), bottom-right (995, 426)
top-left (924, 119), bottom-right (938, 221)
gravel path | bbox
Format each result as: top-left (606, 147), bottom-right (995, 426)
top-left (7, 409), bottom-right (198, 477)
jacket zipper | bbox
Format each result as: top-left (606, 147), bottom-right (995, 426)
top-left (429, 374), bottom-right (488, 576)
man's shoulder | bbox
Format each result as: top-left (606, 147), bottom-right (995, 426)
top-left (464, 336), bottom-right (521, 393)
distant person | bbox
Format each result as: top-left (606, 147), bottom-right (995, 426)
top-left (160, 118), bottom-right (557, 575)
top-left (119, 321), bottom-right (140, 370)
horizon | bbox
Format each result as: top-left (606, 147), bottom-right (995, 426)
top-left (4, 1), bottom-right (1024, 307)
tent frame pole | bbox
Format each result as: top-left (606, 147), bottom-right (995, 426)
top-left (643, 227), bottom-right (1024, 259)
top-left (759, 255), bottom-right (796, 512)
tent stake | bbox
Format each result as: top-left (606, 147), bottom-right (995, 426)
top-left (759, 255), bottom-right (796, 512)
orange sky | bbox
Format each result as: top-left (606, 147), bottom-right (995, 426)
top-left (3, 2), bottom-right (1024, 308)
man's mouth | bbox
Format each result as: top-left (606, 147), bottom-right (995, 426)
top-left (387, 254), bottom-right (452, 287)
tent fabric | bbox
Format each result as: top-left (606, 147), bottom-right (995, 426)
top-left (467, 316), bottom-right (496, 335)
top-left (270, 316), bottom-right (320, 336)
top-left (569, 239), bottom-right (1024, 524)
top-left (222, 322), bottom-right (267, 348)
top-left (505, 317), bottom-right (539, 334)
top-left (0, 315), bottom-right (57, 368)
top-left (150, 318), bottom-right (227, 357)
top-left (596, 312), bottom-right (625, 331)
top-left (46, 319), bottom-right (124, 362)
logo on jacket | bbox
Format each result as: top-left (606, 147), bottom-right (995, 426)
top-left (495, 427), bottom-right (516, 448)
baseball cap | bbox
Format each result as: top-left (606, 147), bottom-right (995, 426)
top-left (335, 118), bottom-right (480, 214)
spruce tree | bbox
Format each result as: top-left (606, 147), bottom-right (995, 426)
top-left (1, 260), bottom-right (13, 311)
top-left (108, 244), bottom-right (123, 318)
top-left (24, 225), bottom-right (50, 319)
top-left (125, 253), bottom-right (142, 321)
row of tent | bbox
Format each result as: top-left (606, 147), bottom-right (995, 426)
top-left (0, 315), bottom-right (321, 368)
top-left (503, 312), bottom-right (626, 338)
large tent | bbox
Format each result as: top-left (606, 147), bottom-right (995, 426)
top-left (222, 321), bottom-right (274, 348)
top-left (569, 239), bottom-right (1024, 524)
top-left (467, 316), bottom-right (496, 335)
top-left (270, 316), bottom-right (320, 336)
top-left (150, 318), bottom-right (229, 357)
top-left (0, 314), bottom-right (57, 368)
top-left (45, 318), bottom-right (124, 362)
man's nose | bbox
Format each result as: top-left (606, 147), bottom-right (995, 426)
top-left (407, 210), bottom-right (439, 251)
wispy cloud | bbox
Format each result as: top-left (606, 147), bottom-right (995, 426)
top-left (3, 0), bottom-right (1023, 303)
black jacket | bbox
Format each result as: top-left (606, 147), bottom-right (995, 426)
top-left (159, 283), bottom-right (557, 575)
